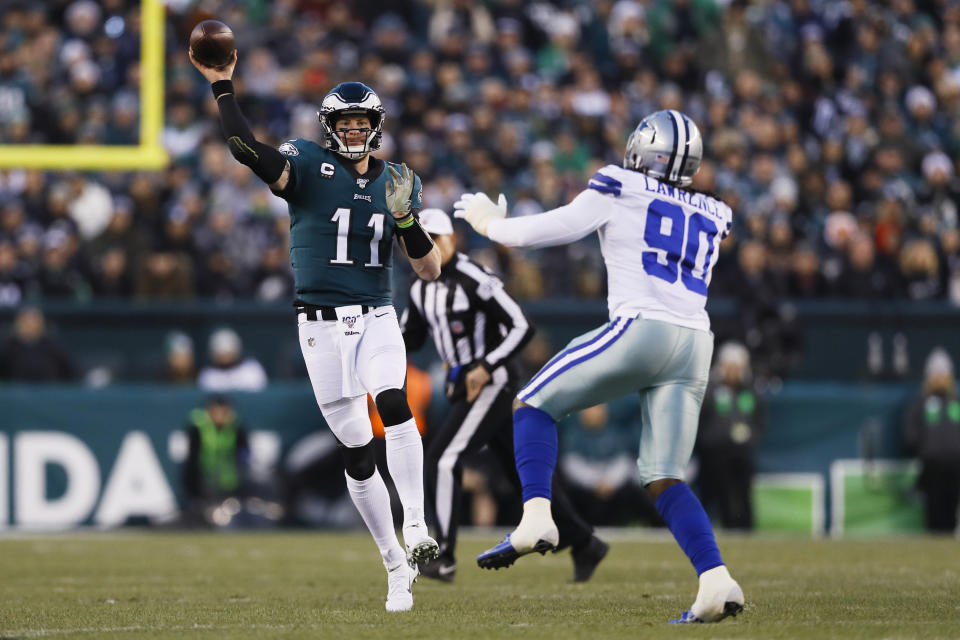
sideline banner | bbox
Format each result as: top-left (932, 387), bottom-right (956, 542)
top-left (0, 385), bottom-right (322, 529)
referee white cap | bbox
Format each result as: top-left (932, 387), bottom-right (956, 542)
top-left (418, 208), bottom-right (454, 236)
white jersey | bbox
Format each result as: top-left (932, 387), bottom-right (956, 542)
top-left (487, 164), bottom-right (732, 332)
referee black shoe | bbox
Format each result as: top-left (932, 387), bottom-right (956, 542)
top-left (571, 535), bottom-right (609, 583)
top-left (419, 557), bottom-right (457, 583)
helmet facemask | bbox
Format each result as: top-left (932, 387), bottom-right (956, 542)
top-left (322, 110), bottom-right (382, 160)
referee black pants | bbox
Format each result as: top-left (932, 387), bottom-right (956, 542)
top-left (424, 380), bottom-right (593, 563)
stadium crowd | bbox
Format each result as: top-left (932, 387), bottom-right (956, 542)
top-left (0, 0), bottom-right (959, 309)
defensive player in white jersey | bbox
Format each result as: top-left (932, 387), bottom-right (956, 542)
top-left (455, 110), bottom-right (744, 624)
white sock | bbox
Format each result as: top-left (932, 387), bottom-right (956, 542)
top-left (512, 497), bottom-right (559, 550)
top-left (383, 418), bottom-right (425, 527)
top-left (522, 496), bottom-right (553, 521)
top-left (692, 565), bottom-right (743, 621)
top-left (344, 469), bottom-right (405, 569)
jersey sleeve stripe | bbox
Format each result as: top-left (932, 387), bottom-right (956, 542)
top-left (588, 172), bottom-right (622, 196)
top-left (590, 172), bottom-right (622, 187)
top-left (587, 183), bottom-right (621, 196)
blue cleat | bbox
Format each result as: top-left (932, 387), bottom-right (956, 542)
top-left (669, 601), bottom-right (743, 624)
top-left (669, 610), bottom-right (701, 624)
top-left (476, 533), bottom-right (556, 570)
top-left (670, 566), bottom-right (745, 623)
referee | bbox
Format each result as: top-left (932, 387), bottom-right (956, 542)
top-left (401, 209), bottom-right (608, 583)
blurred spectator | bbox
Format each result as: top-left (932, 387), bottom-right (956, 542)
top-left (787, 243), bottom-right (828, 298)
top-left (162, 98), bottom-right (206, 163)
top-left (836, 233), bottom-right (898, 299)
top-left (558, 402), bottom-right (660, 526)
top-left (65, 172), bottom-right (112, 240)
top-left (697, 341), bottom-right (764, 531)
top-left (942, 229), bottom-right (960, 306)
top-left (252, 241), bottom-right (294, 302)
top-left (197, 327), bottom-right (267, 392)
top-left (900, 238), bottom-right (943, 300)
top-left (181, 395), bottom-right (251, 525)
top-left (160, 330), bottom-right (196, 384)
top-left (918, 152), bottom-right (959, 231)
top-left (134, 207), bottom-right (197, 299)
top-left (38, 228), bottom-right (90, 299)
top-left (904, 348), bottom-right (960, 533)
top-left (84, 196), bottom-right (147, 297)
top-left (0, 238), bottom-right (28, 305)
top-left (134, 247), bottom-right (194, 298)
top-left (429, 1), bottom-right (494, 47)
top-left (0, 306), bottom-right (76, 381)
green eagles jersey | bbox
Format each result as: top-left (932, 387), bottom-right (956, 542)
top-left (277, 138), bottom-right (422, 307)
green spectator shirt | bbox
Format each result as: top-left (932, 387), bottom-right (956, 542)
top-left (277, 139), bottom-right (422, 308)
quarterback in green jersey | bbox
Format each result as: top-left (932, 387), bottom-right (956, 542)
top-left (192, 49), bottom-right (441, 613)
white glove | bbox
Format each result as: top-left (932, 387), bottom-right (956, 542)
top-left (453, 192), bottom-right (507, 237)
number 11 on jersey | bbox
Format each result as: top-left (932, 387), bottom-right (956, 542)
top-left (329, 207), bottom-right (385, 268)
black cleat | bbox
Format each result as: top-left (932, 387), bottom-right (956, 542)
top-left (571, 536), bottom-right (609, 583)
top-left (420, 558), bottom-right (457, 583)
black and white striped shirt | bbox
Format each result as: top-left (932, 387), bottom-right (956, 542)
top-left (401, 253), bottom-right (533, 376)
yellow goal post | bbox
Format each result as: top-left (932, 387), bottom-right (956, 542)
top-left (0, 0), bottom-right (168, 170)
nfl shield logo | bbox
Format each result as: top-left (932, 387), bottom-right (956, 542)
top-left (345, 316), bottom-right (357, 329)
top-left (356, 178), bottom-right (369, 189)
top-left (451, 320), bottom-right (465, 334)
top-left (307, 337), bottom-right (315, 347)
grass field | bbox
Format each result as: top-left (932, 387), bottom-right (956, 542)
top-left (1, 531), bottom-right (958, 639)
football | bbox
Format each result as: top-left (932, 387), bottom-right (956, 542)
top-left (189, 20), bottom-right (235, 69)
